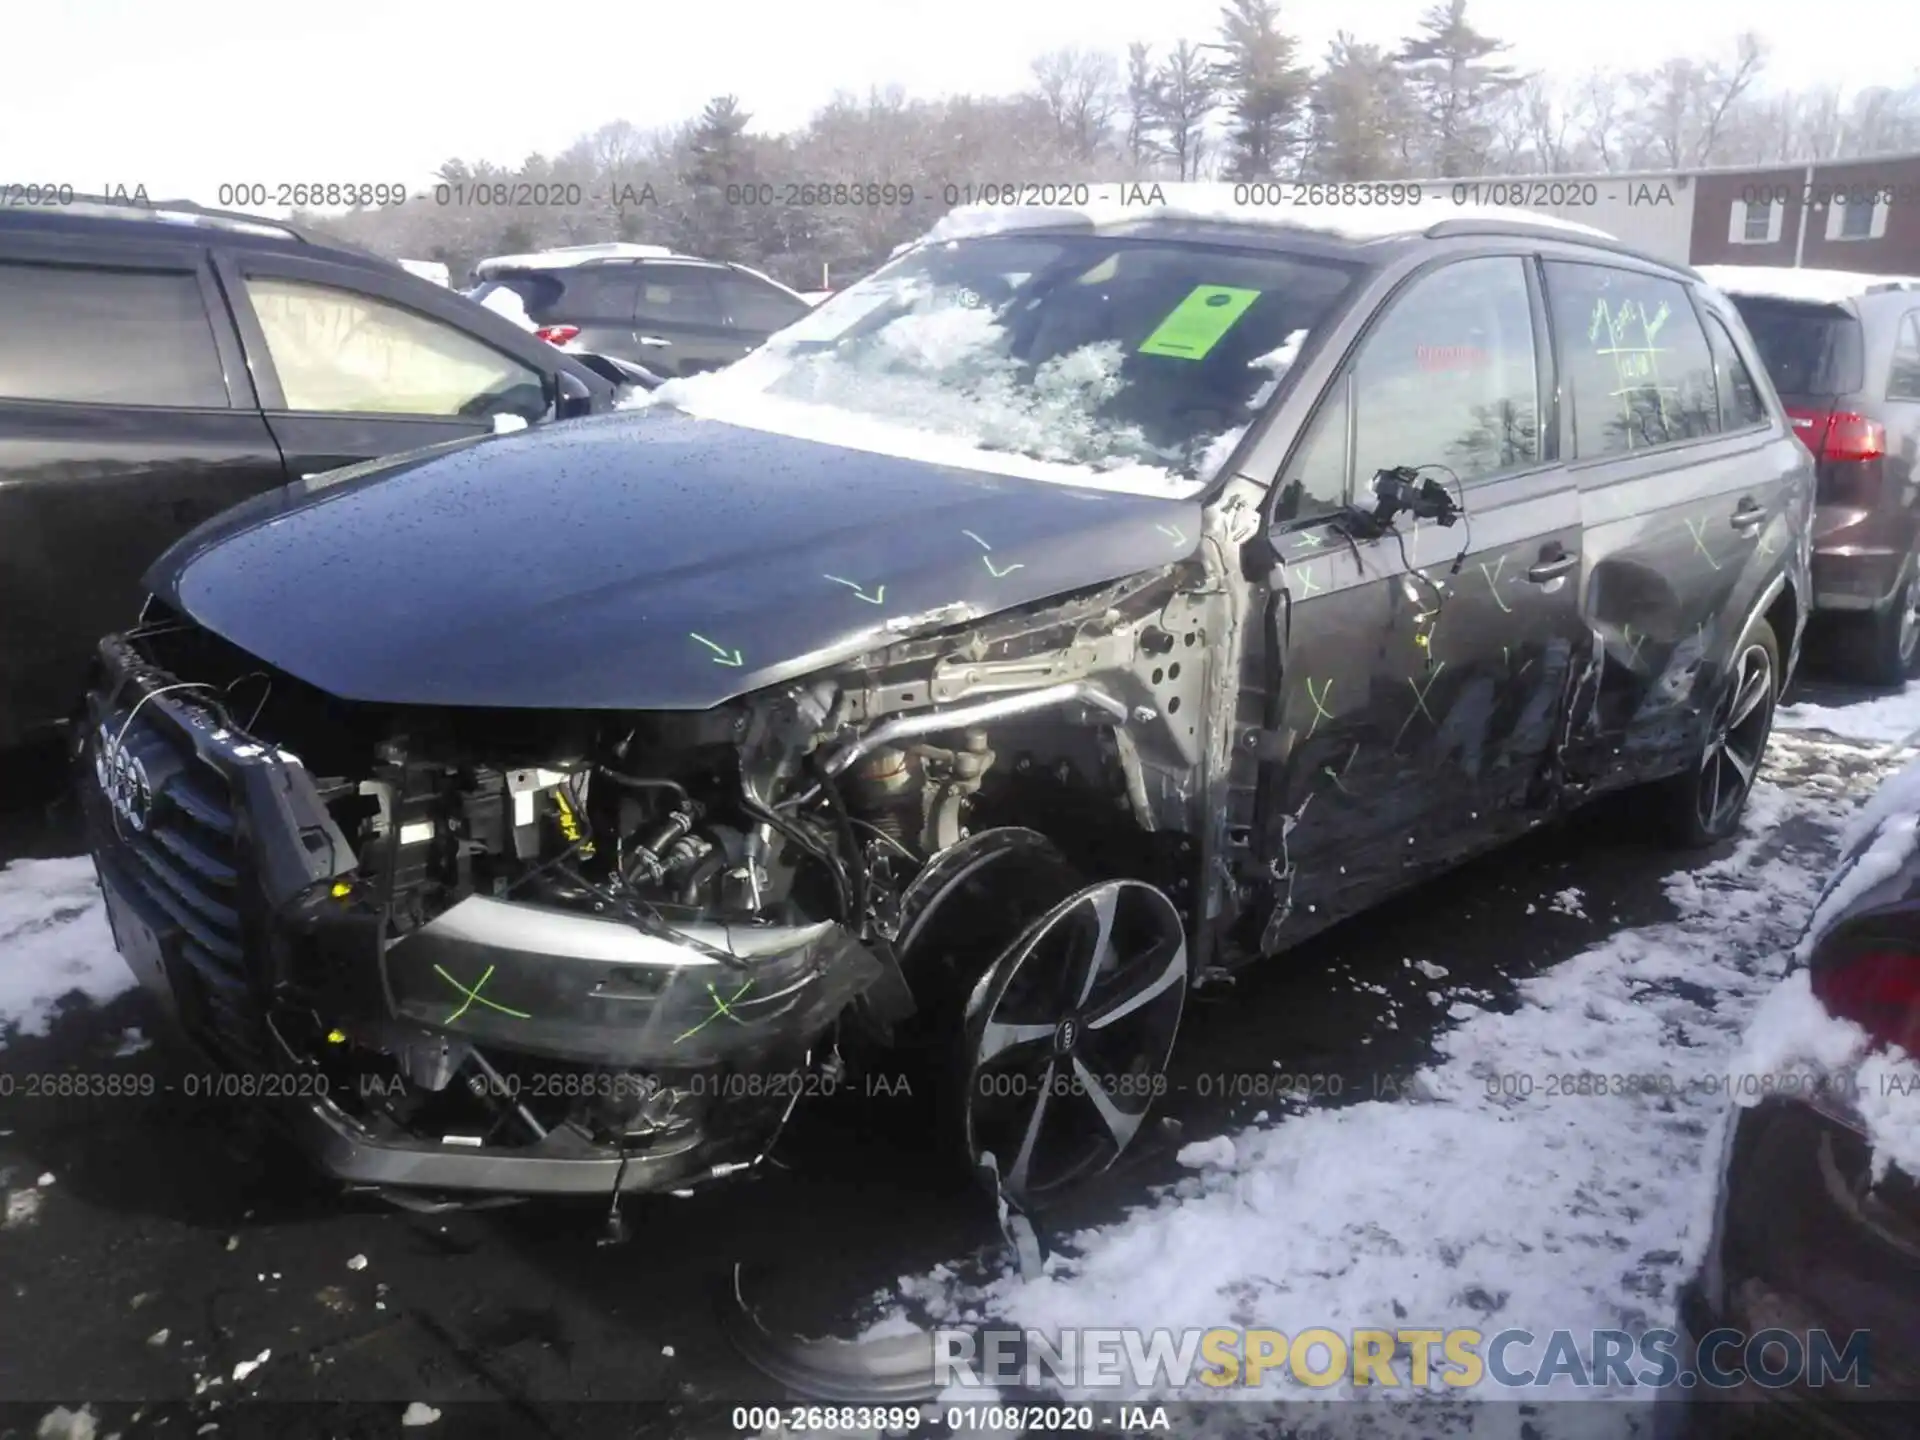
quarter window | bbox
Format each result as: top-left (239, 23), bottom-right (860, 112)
top-left (1275, 378), bottom-right (1350, 522)
top-left (0, 260), bottom-right (227, 408)
top-left (1349, 255), bottom-right (1540, 487)
top-left (1890, 312), bottom-right (1920, 402)
top-left (1705, 314), bottom-right (1768, 428)
top-left (245, 276), bottom-right (547, 420)
top-left (634, 266), bottom-right (725, 325)
top-left (714, 272), bottom-right (811, 332)
top-left (1544, 262), bottom-right (1719, 457)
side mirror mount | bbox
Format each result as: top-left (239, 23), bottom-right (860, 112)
top-left (551, 369), bottom-right (596, 420)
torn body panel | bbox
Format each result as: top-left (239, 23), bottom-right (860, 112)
top-left (80, 518), bottom-right (1236, 1202)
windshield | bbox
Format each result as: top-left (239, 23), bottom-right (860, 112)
top-left (644, 234), bottom-right (1359, 495)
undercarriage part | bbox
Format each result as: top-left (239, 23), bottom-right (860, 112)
top-left (719, 1266), bottom-right (945, 1403)
top-left (961, 878), bottom-right (1188, 1204)
top-left (814, 680), bottom-right (1129, 788)
top-left (887, 827), bottom-right (1082, 1024)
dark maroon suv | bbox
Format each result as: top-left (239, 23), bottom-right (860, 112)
top-left (1705, 267), bottom-right (1920, 683)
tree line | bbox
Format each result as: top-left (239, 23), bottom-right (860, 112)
top-left (298, 0), bottom-right (1920, 289)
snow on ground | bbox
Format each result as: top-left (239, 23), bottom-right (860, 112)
top-left (1776, 681), bottom-right (1920, 746)
top-left (0, 857), bottom-right (130, 1044)
top-left (883, 731), bottom-right (1887, 1434)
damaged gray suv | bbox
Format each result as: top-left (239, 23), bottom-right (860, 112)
top-left (79, 197), bottom-right (1812, 1213)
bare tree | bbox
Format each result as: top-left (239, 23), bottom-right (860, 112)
top-left (1625, 33), bottom-right (1767, 168)
top-left (1030, 48), bottom-right (1121, 162)
top-left (1152, 40), bottom-right (1221, 180)
top-left (1124, 42), bottom-right (1164, 173)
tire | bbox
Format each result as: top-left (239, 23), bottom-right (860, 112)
top-left (1837, 562), bottom-right (1920, 687)
top-left (1657, 615), bottom-right (1781, 848)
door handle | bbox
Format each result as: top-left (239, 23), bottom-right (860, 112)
top-left (1730, 499), bottom-right (1766, 533)
top-left (1527, 550), bottom-right (1579, 584)
top-left (636, 335), bottom-right (672, 347)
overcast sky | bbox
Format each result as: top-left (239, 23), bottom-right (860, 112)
top-left (6, 0), bottom-right (1915, 209)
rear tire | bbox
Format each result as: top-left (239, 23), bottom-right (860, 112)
top-left (1657, 615), bottom-right (1780, 848)
top-left (1837, 562), bottom-right (1920, 687)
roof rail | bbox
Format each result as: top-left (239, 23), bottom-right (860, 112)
top-left (475, 242), bottom-right (677, 274)
top-left (1421, 216), bottom-right (1692, 274)
top-left (3, 192), bottom-right (315, 242)
top-left (1865, 279), bottom-right (1920, 294)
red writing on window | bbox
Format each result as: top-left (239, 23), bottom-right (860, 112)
top-left (1416, 344), bottom-right (1490, 371)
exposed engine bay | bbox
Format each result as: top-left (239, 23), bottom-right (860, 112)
top-left (86, 531), bottom-right (1246, 1213)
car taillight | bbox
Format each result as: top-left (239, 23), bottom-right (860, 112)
top-left (1784, 406), bottom-right (1886, 462)
top-left (534, 325), bottom-right (579, 346)
top-left (1812, 950), bottom-right (1920, 1053)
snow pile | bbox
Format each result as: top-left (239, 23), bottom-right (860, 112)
top-left (911, 184), bottom-right (1617, 249)
top-left (1776, 682), bottom-right (1920, 746)
top-left (1696, 264), bottom-right (1920, 308)
top-left (1735, 969), bottom-right (1920, 1183)
top-left (477, 286), bottom-right (537, 330)
top-left (886, 733), bottom-right (1880, 1414)
top-left (0, 858), bottom-right (132, 1043)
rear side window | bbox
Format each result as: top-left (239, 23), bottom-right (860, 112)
top-left (634, 265), bottom-right (724, 325)
top-left (1544, 262), bottom-right (1719, 457)
top-left (714, 272), bottom-right (811, 332)
top-left (0, 259), bottom-right (227, 407)
top-left (1890, 312), bottom-right (1920, 402)
top-left (1704, 314), bottom-right (1768, 428)
top-left (554, 269), bottom-right (642, 321)
top-left (244, 276), bottom-right (547, 420)
top-left (1728, 296), bottom-right (1865, 398)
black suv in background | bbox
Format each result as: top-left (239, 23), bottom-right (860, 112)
top-left (0, 198), bottom-right (628, 756)
top-left (466, 243), bottom-right (813, 376)
top-left (1701, 266), bottom-right (1920, 682)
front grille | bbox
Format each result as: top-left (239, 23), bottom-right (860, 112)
top-left (103, 710), bottom-right (269, 1069)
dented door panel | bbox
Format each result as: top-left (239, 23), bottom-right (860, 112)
top-left (1387, 466), bottom-right (1585, 868)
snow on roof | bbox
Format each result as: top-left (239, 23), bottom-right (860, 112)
top-left (475, 242), bottom-right (676, 275)
top-left (907, 181), bottom-right (1619, 251)
top-left (1696, 264), bottom-right (1920, 308)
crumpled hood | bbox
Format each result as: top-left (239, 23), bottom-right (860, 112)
top-left (148, 408), bottom-right (1202, 709)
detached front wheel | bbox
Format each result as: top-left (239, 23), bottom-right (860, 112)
top-left (1660, 615), bottom-right (1780, 847)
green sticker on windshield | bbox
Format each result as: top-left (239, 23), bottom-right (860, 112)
top-left (1138, 285), bottom-right (1261, 359)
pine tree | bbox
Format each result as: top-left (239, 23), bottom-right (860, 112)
top-left (1302, 33), bottom-right (1417, 180)
top-left (1394, 0), bottom-right (1522, 176)
top-left (677, 96), bottom-right (758, 259)
top-left (1211, 0), bottom-right (1311, 181)
top-left (1151, 41), bottom-right (1220, 180)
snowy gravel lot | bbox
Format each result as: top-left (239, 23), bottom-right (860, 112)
top-left (1, 672), bottom-right (1915, 1438)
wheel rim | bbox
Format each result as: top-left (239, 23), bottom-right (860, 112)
top-left (961, 879), bottom-right (1188, 1203)
top-left (1697, 640), bottom-right (1774, 834)
top-left (1898, 571), bottom-right (1920, 666)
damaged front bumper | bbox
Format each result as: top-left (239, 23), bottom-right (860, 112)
top-left (78, 632), bottom-right (881, 1198)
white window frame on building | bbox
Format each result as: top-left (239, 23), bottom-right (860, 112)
top-left (1728, 197), bottom-right (1784, 245)
top-left (1826, 192), bottom-right (1892, 242)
